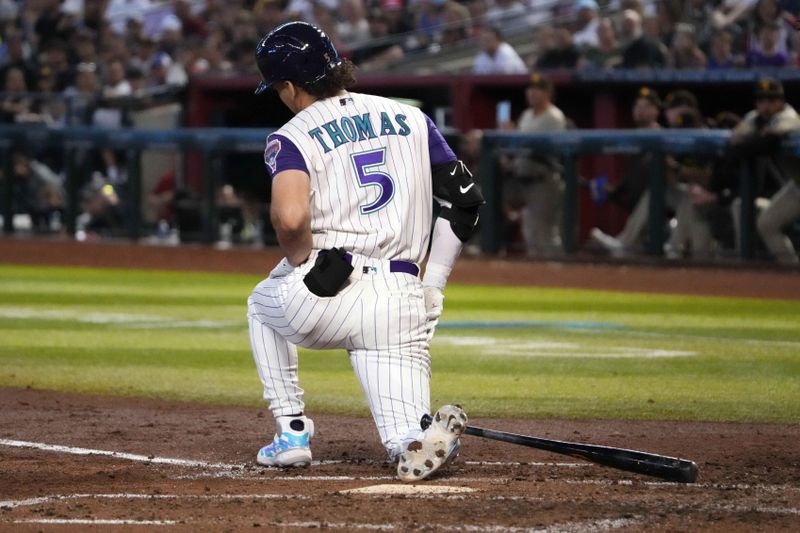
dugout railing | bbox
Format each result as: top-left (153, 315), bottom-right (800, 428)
top-left (478, 129), bottom-right (800, 260)
top-left (1, 125), bottom-right (797, 260)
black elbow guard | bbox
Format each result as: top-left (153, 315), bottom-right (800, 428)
top-left (432, 160), bottom-right (485, 242)
top-left (439, 205), bottom-right (480, 242)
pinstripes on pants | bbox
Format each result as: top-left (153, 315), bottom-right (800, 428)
top-left (248, 251), bottom-right (430, 458)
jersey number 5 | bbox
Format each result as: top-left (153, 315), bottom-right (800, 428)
top-left (351, 148), bottom-right (394, 215)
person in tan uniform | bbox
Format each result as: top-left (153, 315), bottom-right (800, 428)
top-left (730, 78), bottom-right (800, 264)
top-left (503, 73), bottom-right (568, 256)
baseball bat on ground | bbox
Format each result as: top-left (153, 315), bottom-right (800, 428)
top-left (420, 414), bottom-right (698, 483)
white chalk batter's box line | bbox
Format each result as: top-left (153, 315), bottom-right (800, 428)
top-left (2, 438), bottom-right (799, 496)
top-left (5, 515), bottom-right (645, 532)
top-left (0, 492), bottom-right (538, 510)
top-left (0, 438), bottom-right (586, 471)
top-left (3, 494), bottom-right (799, 531)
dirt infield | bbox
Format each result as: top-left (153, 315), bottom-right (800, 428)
top-left (1, 237), bottom-right (799, 531)
top-left (2, 388), bottom-right (799, 532)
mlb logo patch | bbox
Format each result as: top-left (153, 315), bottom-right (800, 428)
top-left (264, 138), bottom-right (281, 174)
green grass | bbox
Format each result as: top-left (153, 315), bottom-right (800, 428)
top-left (0, 264), bottom-right (798, 423)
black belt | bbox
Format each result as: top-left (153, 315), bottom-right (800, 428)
top-left (342, 252), bottom-right (419, 277)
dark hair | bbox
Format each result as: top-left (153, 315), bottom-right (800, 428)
top-left (486, 26), bottom-right (503, 41)
top-left (664, 89), bottom-right (698, 110)
top-left (303, 58), bottom-right (357, 99)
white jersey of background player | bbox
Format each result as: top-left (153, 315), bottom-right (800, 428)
top-left (248, 22), bottom-right (482, 481)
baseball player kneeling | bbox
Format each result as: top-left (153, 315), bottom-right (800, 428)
top-left (246, 22), bottom-right (482, 481)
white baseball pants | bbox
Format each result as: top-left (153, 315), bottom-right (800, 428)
top-left (247, 250), bottom-right (430, 458)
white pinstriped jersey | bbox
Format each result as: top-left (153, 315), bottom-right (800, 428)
top-left (263, 92), bottom-right (455, 265)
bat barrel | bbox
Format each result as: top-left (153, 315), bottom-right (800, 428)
top-left (420, 414), bottom-right (699, 483)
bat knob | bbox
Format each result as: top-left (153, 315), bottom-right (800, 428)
top-left (420, 413), bottom-right (433, 430)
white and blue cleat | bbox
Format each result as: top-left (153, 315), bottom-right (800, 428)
top-left (257, 415), bottom-right (315, 467)
top-left (397, 404), bottom-right (467, 482)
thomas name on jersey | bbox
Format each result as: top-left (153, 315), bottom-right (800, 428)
top-left (308, 112), bottom-right (411, 153)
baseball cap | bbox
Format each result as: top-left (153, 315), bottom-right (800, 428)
top-left (382, 0), bottom-right (403, 10)
top-left (636, 86), bottom-right (661, 108)
top-left (527, 72), bottom-right (552, 91)
top-left (755, 78), bottom-right (784, 99)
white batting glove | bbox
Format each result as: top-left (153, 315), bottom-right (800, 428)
top-left (423, 286), bottom-right (444, 343)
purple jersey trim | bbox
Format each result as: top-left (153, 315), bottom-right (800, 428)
top-left (425, 114), bottom-right (456, 167)
top-left (264, 134), bottom-right (309, 179)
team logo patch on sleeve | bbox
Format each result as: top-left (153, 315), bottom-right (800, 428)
top-left (264, 138), bottom-right (282, 174)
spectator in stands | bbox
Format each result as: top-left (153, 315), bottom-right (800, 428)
top-left (337, 0), bottom-right (370, 48)
top-left (0, 66), bottom-right (32, 123)
top-left (102, 59), bottom-right (132, 99)
top-left (384, 0), bottom-right (416, 41)
top-left (781, 0), bottom-right (800, 30)
top-left (485, 0), bottom-right (528, 33)
top-left (711, 0), bottom-right (758, 31)
top-left (572, 0), bottom-right (601, 48)
top-left (123, 12), bottom-right (146, 43)
top-left (473, 26), bottom-right (527, 74)
top-left (0, 30), bottom-right (36, 89)
top-left (619, 8), bottom-right (666, 69)
top-left (129, 36), bottom-right (157, 77)
top-left (465, 0), bottom-right (490, 37)
top-left (253, 0), bottom-right (285, 35)
top-left (101, 34), bottom-right (133, 66)
top-left (440, 0), bottom-right (472, 47)
top-left (157, 14), bottom-right (183, 57)
top-left (707, 30), bottom-right (740, 69)
top-left (71, 28), bottom-right (99, 67)
top-left (174, 0), bottom-right (209, 39)
top-left (651, 0), bottom-right (679, 47)
top-left (31, 65), bottom-right (67, 127)
top-left (352, 10), bottom-right (405, 70)
top-left (148, 51), bottom-right (188, 88)
top-left (503, 73), bottom-right (568, 257)
top-left (535, 24), bottom-right (582, 70)
top-left (0, 0), bottom-right (18, 22)
top-left (529, 25), bottom-right (555, 69)
top-left (127, 66), bottom-right (147, 97)
top-left (105, 0), bottom-right (154, 35)
top-left (580, 17), bottom-right (623, 69)
top-left (63, 62), bottom-right (100, 125)
top-left (747, 0), bottom-right (789, 55)
top-left (34, 0), bottom-right (78, 46)
top-left (416, 0), bottom-right (448, 49)
top-left (730, 78), bottom-right (800, 264)
top-left (668, 22), bottom-right (706, 69)
top-left (38, 40), bottom-right (72, 91)
top-left (746, 22), bottom-right (789, 67)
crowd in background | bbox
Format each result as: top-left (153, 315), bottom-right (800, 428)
top-left (1, 0), bottom-right (800, 263)
top-left (4, 0), bottom-right (800, 118)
